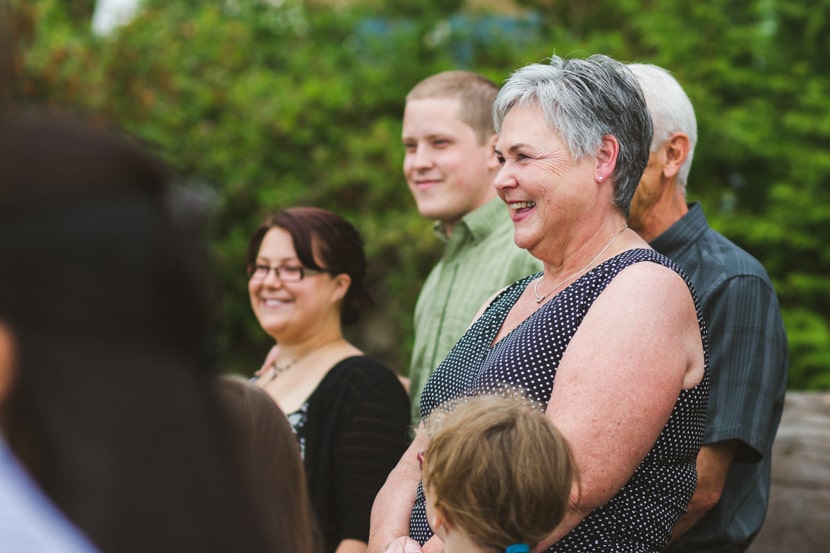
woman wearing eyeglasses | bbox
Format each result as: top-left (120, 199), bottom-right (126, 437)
top-left (247, 206), bottom-right (411, 553)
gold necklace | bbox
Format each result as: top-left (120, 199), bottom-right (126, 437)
top-left (532, 224), bottom-right (628, 304)
top-left (269, 356), bottom-right (302, 380)
top-left (266, 336), bottom-right (343, 382)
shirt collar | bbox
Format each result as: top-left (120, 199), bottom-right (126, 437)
top-left (433, 197), bottom-right (506, 243)
top-left (650, 202), bottom-right (709, 256)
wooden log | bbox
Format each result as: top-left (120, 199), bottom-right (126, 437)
top-left (746, 392), bottom-right (830, 552)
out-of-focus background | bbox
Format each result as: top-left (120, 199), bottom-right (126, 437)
top-left (4, 0), bottom-right (829, 389)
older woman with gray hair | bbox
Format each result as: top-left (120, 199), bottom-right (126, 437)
top-left (369, 54), bottom-right (710, 553)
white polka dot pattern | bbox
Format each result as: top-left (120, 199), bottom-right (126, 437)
top-left (410, 249), bottom-right (710, 552)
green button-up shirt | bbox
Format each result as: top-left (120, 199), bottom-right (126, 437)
top-left (408, 197), bottom-right (542, 423)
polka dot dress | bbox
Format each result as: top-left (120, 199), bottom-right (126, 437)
top-left (410, 249), bottom-right (710, 552)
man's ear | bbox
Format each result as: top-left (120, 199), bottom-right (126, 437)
top-left (0, 323), bottom-right (17, 406)
top-left (485, 133), bottom-right (501, 171)
top-left (594, 134), bottom-right (620, 183)
top-left (661, 132), bottom-right (691, 179)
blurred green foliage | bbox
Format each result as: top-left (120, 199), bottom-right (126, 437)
top-left (8, 0), bottom-right (830, 388)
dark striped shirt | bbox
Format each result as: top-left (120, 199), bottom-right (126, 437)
top-left (656, 203), bottom-right (789, 553)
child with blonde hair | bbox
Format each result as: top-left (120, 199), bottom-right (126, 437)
top-left (387, 393), bottom-right (575, 553)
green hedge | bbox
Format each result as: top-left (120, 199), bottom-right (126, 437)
top-left (9, 0), bottom-right (830, 388)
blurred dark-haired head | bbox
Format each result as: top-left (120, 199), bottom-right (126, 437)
top-left (0, 109), bottom-right (213, 356)
top-left (215, 376), bottom-right (320, 553)
top-left (0, 110), bottom-right (275, 553)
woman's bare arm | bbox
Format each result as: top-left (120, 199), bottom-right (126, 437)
top-left (536, 264), bottom-right (704, 550)
top-left (368, 426), bottom-right (429, 553)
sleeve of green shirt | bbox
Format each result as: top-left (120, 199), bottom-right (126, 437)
top-left (408, 199), bottom-right (542, 424)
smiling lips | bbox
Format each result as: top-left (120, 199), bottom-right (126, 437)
top-left (413, 178), bottom-right (442, 189)
top-left (508, 201), bottom-right (536, 211)
top-left (260, 298), bottom-right (291, 308)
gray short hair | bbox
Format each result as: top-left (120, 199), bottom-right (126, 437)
top-left (493, 54), bottom-right (652, 216)
top-left (627, 63), bottom-right (697, 189)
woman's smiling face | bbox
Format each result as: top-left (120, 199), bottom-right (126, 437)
top-left (494, 102), bottom-right (597, 259)
top-left (247, 227), bottom-right (340, 342)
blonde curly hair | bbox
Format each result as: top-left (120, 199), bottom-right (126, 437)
top-left (422, 393), bottom-right (576, 552)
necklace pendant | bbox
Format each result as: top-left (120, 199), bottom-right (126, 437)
top-left (536, 297), bottom-right (543, 304)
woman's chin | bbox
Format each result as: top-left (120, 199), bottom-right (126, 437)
top-left (257, 319), bottom-right (289, 340)
top-left (512, 232), bottom-right (539, 254)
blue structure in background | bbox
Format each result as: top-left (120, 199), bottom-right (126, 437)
top-left (356, 12), bottom-right (544, 67)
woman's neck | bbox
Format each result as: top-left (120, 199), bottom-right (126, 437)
top-left (541, 219), bottom-right (629, 280)
top-left (276, 332), bottom-right (345, 364)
